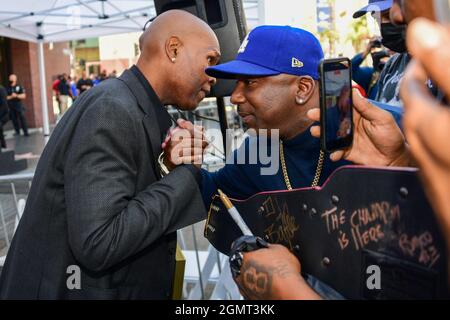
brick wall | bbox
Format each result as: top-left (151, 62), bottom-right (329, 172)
top-left (9, 39), bottom-right (71, 129)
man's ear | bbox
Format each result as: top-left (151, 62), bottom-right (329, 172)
top-left (295, 76), bottom-right (316, 105)
top-left (165, 36), bottom-right (182, 62)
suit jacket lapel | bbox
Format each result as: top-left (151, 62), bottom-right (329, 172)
top-left (118, 69), bottom-right (163, 177)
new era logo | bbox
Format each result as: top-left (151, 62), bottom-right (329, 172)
top-left (238, 35), bottom-right (250, 53)
top-left (292, 57), bottom-right (304, 68)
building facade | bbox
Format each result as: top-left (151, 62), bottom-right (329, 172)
top-left (0, 37), bottom-right (70, 129)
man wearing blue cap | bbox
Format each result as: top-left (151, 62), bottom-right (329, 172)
top-left (168, 25), bottom-right (403, 207)
top-left (163, 24), bottom-right (407, 299)
top-left (165, 25), bottom-right (348, 299)
top-left (200, 25), bottom-right (348, 204)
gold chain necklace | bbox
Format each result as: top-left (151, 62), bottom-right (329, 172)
top-left (279, 140), bottom-right (325, 189)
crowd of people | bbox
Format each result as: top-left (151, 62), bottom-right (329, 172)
top-left (0, 68), bottom-right (119, 150)
top-left (52, 69), bottom-right (118, 118)
top-left (0, 0), bottom-right (449, 301)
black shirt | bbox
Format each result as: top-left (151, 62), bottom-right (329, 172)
top-left (376, 53), bottom-right (446, 106)
top-left (130, 65), bottom-right (172, 141)
top-left (76, 78), bottom-right (93, 94)
top-left (7, 84), bottom-right (25, 111)
top-left (130, 65), bottom-right (201, 182)
top-left (58, 79), bottom-right (71, 96)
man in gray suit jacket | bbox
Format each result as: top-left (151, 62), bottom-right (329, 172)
top-left (0, 10), bottom-right (220, 299)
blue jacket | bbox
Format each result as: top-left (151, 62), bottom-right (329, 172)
top-left (352, 53), bottom-right (379, 100)
top-left (201, 103), bottom-right (403, 209)
top-left (201, 129), bottom-right (349, 208)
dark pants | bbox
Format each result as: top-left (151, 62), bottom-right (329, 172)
top-left (9, 108), bottom-right (28, 136)
top-left (0, 124), bottom-right (6, 148)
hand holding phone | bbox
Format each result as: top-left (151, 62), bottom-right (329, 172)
top-left (318, 58), bottom-right (354, 153)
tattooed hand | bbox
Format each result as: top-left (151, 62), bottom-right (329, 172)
top-left (234, 244), bottom-right (321, 300)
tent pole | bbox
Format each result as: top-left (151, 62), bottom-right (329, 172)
top-left (37, 40), bottom-right (50, 136)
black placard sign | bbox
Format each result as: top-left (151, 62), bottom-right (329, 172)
top-left (204, 166), bottom-right (449, 299)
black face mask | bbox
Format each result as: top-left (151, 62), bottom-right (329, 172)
top-left (381, 23), bottom-right (407, 53)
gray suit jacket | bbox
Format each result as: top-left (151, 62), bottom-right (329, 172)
top-left (0, 69), bottom-right (206, 299)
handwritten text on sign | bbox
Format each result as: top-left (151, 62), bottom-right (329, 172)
top-left (319, 201), bottom-right (441, 268)
top-left (320, 201), bottom-right (400, 251)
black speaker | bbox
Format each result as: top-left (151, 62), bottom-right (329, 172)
top-left (154, 0), bottom-right (248, 97)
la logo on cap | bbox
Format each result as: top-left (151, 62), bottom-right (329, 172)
top-left (238, 34), bottom-right (249, 53)
top-left (292, 57), bottom-right (304, 68)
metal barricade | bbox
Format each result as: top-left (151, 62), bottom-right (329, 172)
top-left (0, 173), bottom-right (34, 265)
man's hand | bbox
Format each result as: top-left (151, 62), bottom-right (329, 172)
top-left (400, 18), bottom-right (450, 251)
top-left (307, 90), bottom-right (411, 167)
top-left (162, 119), bottom-right (208, 170)
top-left (363, 36), bottom-right (382, 58)
top-left (234, 244), bottom-right (321, 300)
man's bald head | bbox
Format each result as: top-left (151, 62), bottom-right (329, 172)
top-left (139, 10), bottom-right (218, 58)
top-left (136, 10), bottom-right (220, 109)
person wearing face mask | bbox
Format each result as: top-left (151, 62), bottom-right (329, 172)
top-left (354, 0), bottom-right (408, 107)
top-left (354, 0), bottom-right (443, 107)
top-left (351, 37), bottom-right (391, 100)
top-left (389, 0), bottom-right (445, 103)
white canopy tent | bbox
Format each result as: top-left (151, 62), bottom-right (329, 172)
top-left (0, 0), bottom-right (260, 136)
top-left (0, 0), bottom-right (157, 136)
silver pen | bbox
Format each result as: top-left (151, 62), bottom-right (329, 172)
top-left (218, 189), bottom-right (253, 236)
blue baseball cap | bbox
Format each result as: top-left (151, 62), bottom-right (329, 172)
top-left (353, 0), bottom-right (393, 19)
top-left (205, 25), bottom-right (324, 80)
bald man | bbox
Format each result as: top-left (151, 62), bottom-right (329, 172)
top-left (0, 10), bottom-right (219, 299)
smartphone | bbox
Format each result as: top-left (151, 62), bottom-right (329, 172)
top-left (318, 58), bottom-right (353, 153)
top-left (434, 0), bottom-right (450, 24)
top-left (371, 39), bottom-right (382, 48)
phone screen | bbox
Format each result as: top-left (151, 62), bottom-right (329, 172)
top-left (320, 58), bottom-right (353, 152)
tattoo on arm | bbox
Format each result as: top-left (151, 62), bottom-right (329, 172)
top-left (238, 258), bottom-right (300, 299)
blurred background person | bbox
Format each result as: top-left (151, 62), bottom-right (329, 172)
top-left (6, 74), bottom-right (29, 137)
top-left (52, 74), bottom-right (62, 114)
top-left (89, 73), bottom-right (100, 86)
top-left (353, 0), bottom-right (409, 106)
top-left (69, 75), bottom-right (79, 102)
top-left (352, 37), bottom-right (391, 100)
top-left (99, 69), bottom-right (108, 82)
top-left (57, 73), bottom-right (72, 117)
top-left (76, 71), bottom-right (93, 95)
top-left (108, 70), bottom-right (117, 78)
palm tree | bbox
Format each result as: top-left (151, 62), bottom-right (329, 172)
top-left (347, 16), bottom-right (371, 53)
